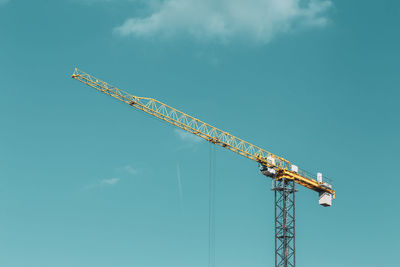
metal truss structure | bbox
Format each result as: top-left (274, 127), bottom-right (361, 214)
top-left (274, 179), bottom-right (296, 267)
top-left (71, 68), bottom-right (334, 198)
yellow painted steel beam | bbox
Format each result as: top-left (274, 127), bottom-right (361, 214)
top-left (71, 68), bottom-right (335, 199)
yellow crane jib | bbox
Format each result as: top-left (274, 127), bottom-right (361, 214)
top-left (71, 68), bottom-right (335, 205)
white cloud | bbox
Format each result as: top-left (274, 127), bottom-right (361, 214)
top-left (83, 177), bottom-right (121, 190)
top-left (115, 0), bottom-right (332, 43)
top-left (123, 165), bottom-right (138, 175)
top-left (83, 165), bottom-right (137, 190)
top-left (174, 129), bottom-right (202, 144)
top-left (100, 177), bottom-right (120, 185)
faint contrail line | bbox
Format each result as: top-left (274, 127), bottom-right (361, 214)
top-left (176, 162), bottom-right (184, 212)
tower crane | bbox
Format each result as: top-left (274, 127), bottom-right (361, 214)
top-left (72, 68), bottom-right (335, 267)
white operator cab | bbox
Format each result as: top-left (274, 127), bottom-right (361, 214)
top-left (259, 156), bottom-right (277, 178)
top-left (317, 172), bottom-right (333, 207)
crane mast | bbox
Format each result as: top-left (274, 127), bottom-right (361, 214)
top-left (72, 68), bottom-right (335, 267)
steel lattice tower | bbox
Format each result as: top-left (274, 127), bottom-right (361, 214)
top-left (274, 179), bottom-right (296, 267)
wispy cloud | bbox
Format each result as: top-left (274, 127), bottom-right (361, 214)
top-left (123, 165), bottom-right (138, 175)
top-left (100, 177), bottom-right (120, 185)
top-left (174, 129), bottom-right (202, 144)
top-left (115, 0), bottom-right (332, 43)
top-left (84, 177), bottom-right (120, 189)
top-left (83, 164), bottom-right (139, 190)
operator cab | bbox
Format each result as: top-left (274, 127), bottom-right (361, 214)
top-left (260, 164), bottom-right (276, 178)
top-left (259, 156), bottom-right (277, 178)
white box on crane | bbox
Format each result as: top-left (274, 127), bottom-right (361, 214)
top-left (317, 172), bottom-right (323, 183)
top-left (260, 165), bottom-right (276, 177)
top-left (267, 156), bottom-right (276, 165)
top-left (291, 165), bottom-right (298, 173)
top-left (319, 192), bottom-right (332, 207)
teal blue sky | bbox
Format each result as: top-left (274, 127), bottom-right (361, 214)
top-left (1, 1), bottom-right (399, 266)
